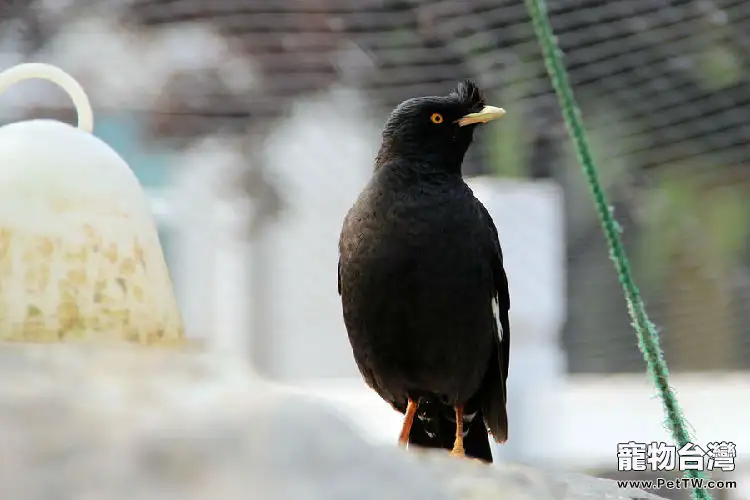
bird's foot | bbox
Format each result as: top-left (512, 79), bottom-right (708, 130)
top-left (449, 446), bottom-right (465, 458)
top-left (397, 399), bottom-right (418, 449)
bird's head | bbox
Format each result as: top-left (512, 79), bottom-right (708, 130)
top-left (376, 80), bottom-right (505, 172)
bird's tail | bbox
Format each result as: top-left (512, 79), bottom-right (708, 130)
top-left (407, 397), bottom-right (493, 463)
top-left (479, 344), bottom-right (509, 443)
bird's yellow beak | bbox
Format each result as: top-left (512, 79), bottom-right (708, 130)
top-left (456, 105), bottom-right (506, 127)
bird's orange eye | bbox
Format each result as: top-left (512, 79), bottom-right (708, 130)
top-left (430, 113), bottom-right (444, 124)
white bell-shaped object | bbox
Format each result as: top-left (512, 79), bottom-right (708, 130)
top-left (0, 63), bottom-right (185, 345)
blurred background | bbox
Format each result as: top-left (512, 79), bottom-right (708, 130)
top-left (1, 0), bottom-right (749, 498)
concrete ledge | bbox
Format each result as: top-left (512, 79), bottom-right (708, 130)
top-left (0, 342), bottom-right (663, 500)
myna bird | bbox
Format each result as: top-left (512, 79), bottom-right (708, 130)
top-left (337, 80), bottom-right (510, 462)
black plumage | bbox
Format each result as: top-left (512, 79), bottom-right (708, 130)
top-left (337, 80), bottom-right (510, 462)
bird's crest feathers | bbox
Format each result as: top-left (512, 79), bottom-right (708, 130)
top-left (449, 80), bottom-right (485, 114)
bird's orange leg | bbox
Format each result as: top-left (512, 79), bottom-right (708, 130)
top-left (449, 405), bottom-right (465, 457)
top-left (398, 398), bottom-right (419, 447)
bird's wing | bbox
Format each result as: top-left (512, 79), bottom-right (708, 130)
top-left (479, 203), bottom-right (510, 310)
top-left (479, 202), bottom-right (509, 347)
top-left (477, 201), bottom-right (510, 441)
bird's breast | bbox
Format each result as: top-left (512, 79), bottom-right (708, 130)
top-left (342, 191), bottom-right (476, 263)
top-left (339, 185), bottom-right (492, 310)
top-left (338, 183), bottom-right (496, 400)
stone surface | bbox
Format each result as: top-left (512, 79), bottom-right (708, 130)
top-left (0, 342), bottom-right (663, 500)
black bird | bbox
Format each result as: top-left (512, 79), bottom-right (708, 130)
top-left (337, 80), bottom-right (510, 462)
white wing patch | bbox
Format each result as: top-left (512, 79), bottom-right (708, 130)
top-left (492, 295), bottom-right (504, 341)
